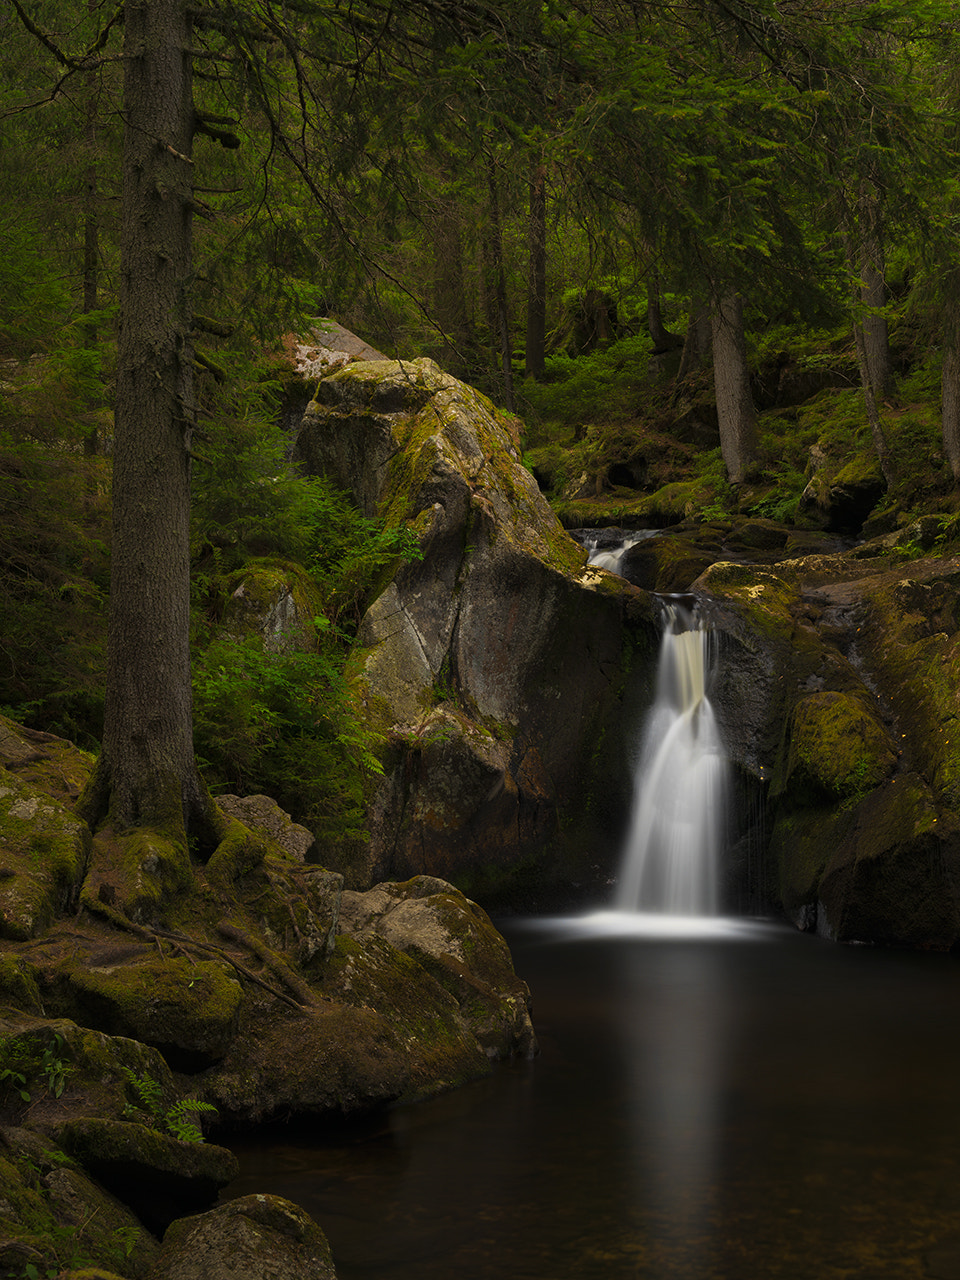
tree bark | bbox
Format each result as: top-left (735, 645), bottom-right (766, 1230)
top-left (711, 291), bottom-right (757, 485)
top-left (646, 271), bottom-right (682, 353)
top-left (858, 182), bottom-right (893, 404)
top-left (483, 155), bottom-right (514, 411)
top-left (841, 222), bottom-right (896, 486)
top-left (525, 155), bottom-right (547, 381)
top-left (674, 299), bottom-right (712, 386)
top-left (943, 337), bottom-right (960, 482)
top-left (80, 0), bottom-right (214, 843)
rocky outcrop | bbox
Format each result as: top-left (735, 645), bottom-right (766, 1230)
top-left (696, 545), bottom-right (960, 946)
top-left (0, 705), bottom-right (539, 1279)
top-left (294, 357), bottom-right (655, 902)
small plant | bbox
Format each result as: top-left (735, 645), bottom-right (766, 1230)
top-left (120, 1068), bottom-right (217, 1143)
top-left (23, 1264), bottom-right (59, 1280)
top-left (0, 1033), bottom-right (71, 1106)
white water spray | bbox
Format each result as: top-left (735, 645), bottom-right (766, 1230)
top-left (616, 601), bottom-right (728, 915)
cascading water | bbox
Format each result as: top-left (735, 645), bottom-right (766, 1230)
top-left (616, 599), bottom-right (728, 916)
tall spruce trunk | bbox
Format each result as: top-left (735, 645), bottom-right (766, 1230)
top-left (483, 155), bottom-right (514, 411)
top-left (81, 0), bottom-right (214, 843)
top-left (943, 316), bottom-right (960, 482)
top-left (525, 155), bottom-right (547, 381)
top-left (711, 291), bottom-right (757, 484)
top-left (841, 221), bottom-right (896, 486)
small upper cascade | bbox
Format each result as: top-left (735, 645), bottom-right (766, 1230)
top-left (579, 529), bottom-right (657, 578)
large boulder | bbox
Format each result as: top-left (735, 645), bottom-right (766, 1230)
top-left (294, 358), bottom-right (654, 902)
top-left (152, 1195), bottom-right (336, 1280)
top-left (0, 759), bottom-right (91, 941)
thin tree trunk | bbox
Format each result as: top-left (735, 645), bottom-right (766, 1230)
top-left (525, 155), bottom-right (547, 381)
top-left (841, 223), bottom-right (896, 486)
top-left (430, 197), bottom-right (472, 375)
top-left (674, 299), bottom-right (712, 387)
top-left (711, 291), bottom-right (757, 485)
top-left (943, 335), bottom-right (960, 482)
top-left (646, 270), bottom-right (682, 353)
top-left (82, 6), bottom-right (100, 461)
top-left (484, 155), bottom-right (514, 411)
top-left (80, 0), bottom-right (216, 847)
top-left (859, 181), bottom-right (892, 404)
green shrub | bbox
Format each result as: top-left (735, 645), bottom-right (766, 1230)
top-left (192, 636), bottom-right (384, 842)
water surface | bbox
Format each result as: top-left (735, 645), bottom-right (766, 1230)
top-left (226, 916), bottom-right (960, 1279)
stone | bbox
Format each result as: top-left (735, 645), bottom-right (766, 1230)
top-left (217, 794), bottom-right (316, 862)
top-left (338, 875), bottom-right (537, 1059)
top-left (294, 357), bottom-right (654, 901)
top-left (151, 1194), bottom-right (336, 1280)
top-left (53, 1117), bottom-right (239, 1236)
top-left (0, 769), bottom-right (90, 940)
top-left (63, 956), bottom-right (244, 1071)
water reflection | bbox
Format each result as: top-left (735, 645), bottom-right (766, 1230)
top-left (226, 923), bottom-right (960, 1279)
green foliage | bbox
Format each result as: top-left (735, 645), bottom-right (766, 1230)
top-left (119, 1067), bottom-right (217, 1144)
top-left (192, 636), bottom-right (384, 842)
top-left (0, 1035), bottom-right (71, 1106)
top-left (191, 359), bottom-right (310, 574)
top-left (0, 218), bottom-right (72, 361)
top-left (521, 335), bottom-right (656, 438)
top-left (0, 434), bottom-right (109, 745)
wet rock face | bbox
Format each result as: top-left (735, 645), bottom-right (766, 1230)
top-left (700, 550), bottom-right (960, 946)
top-left (295, 358), bottom-right (653, 903)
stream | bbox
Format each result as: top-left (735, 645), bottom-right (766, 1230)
top-left (225, 915), bottom-right (960, 1279)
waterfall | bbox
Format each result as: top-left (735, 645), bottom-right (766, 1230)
top-left (616, 600), bottom-right (727, 915)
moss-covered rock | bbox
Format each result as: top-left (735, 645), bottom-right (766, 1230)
top-left (53, 1117), bottom-right (238, 1236)
top-left (0, 1125), bottom-right (160, 1279)
top-left (0, 769), bottom-right (90, 940)
top-left (151, 1194), bottom-right (336, 1280)
top-left (338, 875), bottom-right (537, 1060)
top-left (0, 1015), bottom-right (179, 1131)
top-left (776, 690), bottom-right (898, 804)
top-left (619, 533), bottom-right (716, 593)
top-left (295, 357), bottom-right (654, 901)
top-left (63, 956), bottom-right (243, 1071)
top-left (815, 774), bottom-right (960, 946)
top-left (220, 558), bottom-right (325, 655)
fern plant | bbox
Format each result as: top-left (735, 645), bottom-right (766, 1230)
top-left (120, 1068), bottom-right (217, 1144)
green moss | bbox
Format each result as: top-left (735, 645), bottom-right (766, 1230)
top-left (0, 953), bottom-right (42, 1013)
top-left (778, 691), bottom-right (898, 803)
top-left (65, 957), bottom-right (242, 1064)
top-left (859, 574), bottom-right (960, 804)
top-left (205, 820), bottom-right (267, 888)
top-left (323, 932), bottom-right (487, 1097)
top-left (0, 774), bottom-right (90, 939)
top-left (697, 562), bottom-right (799, 643)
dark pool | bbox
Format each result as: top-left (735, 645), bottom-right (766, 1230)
top-left (225, 914), bottom-right (960, 1279)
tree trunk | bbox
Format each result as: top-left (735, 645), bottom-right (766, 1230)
top-left (646, 271), bottom-right (682, 353)
top-left (82, 5), bottom-right (100, 461)
top-left (859, 183), bottom-right (893, 404)
top-left (674, 299), bottom-right (712, 386)
top-left (711, 291), bottom-right (757, 485)
top-left (80, 0), bottom-right (215, 845)
top-left (429, 196), bottom-right (473, 376)
top-left (841, 222), bottom-right (896, 486)
top-left (943, 335), bottom-right (960, 482)
top-left (483, 155), bottom-right (514, 411)
top-left (525, 155), bottom-right (547, 381)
